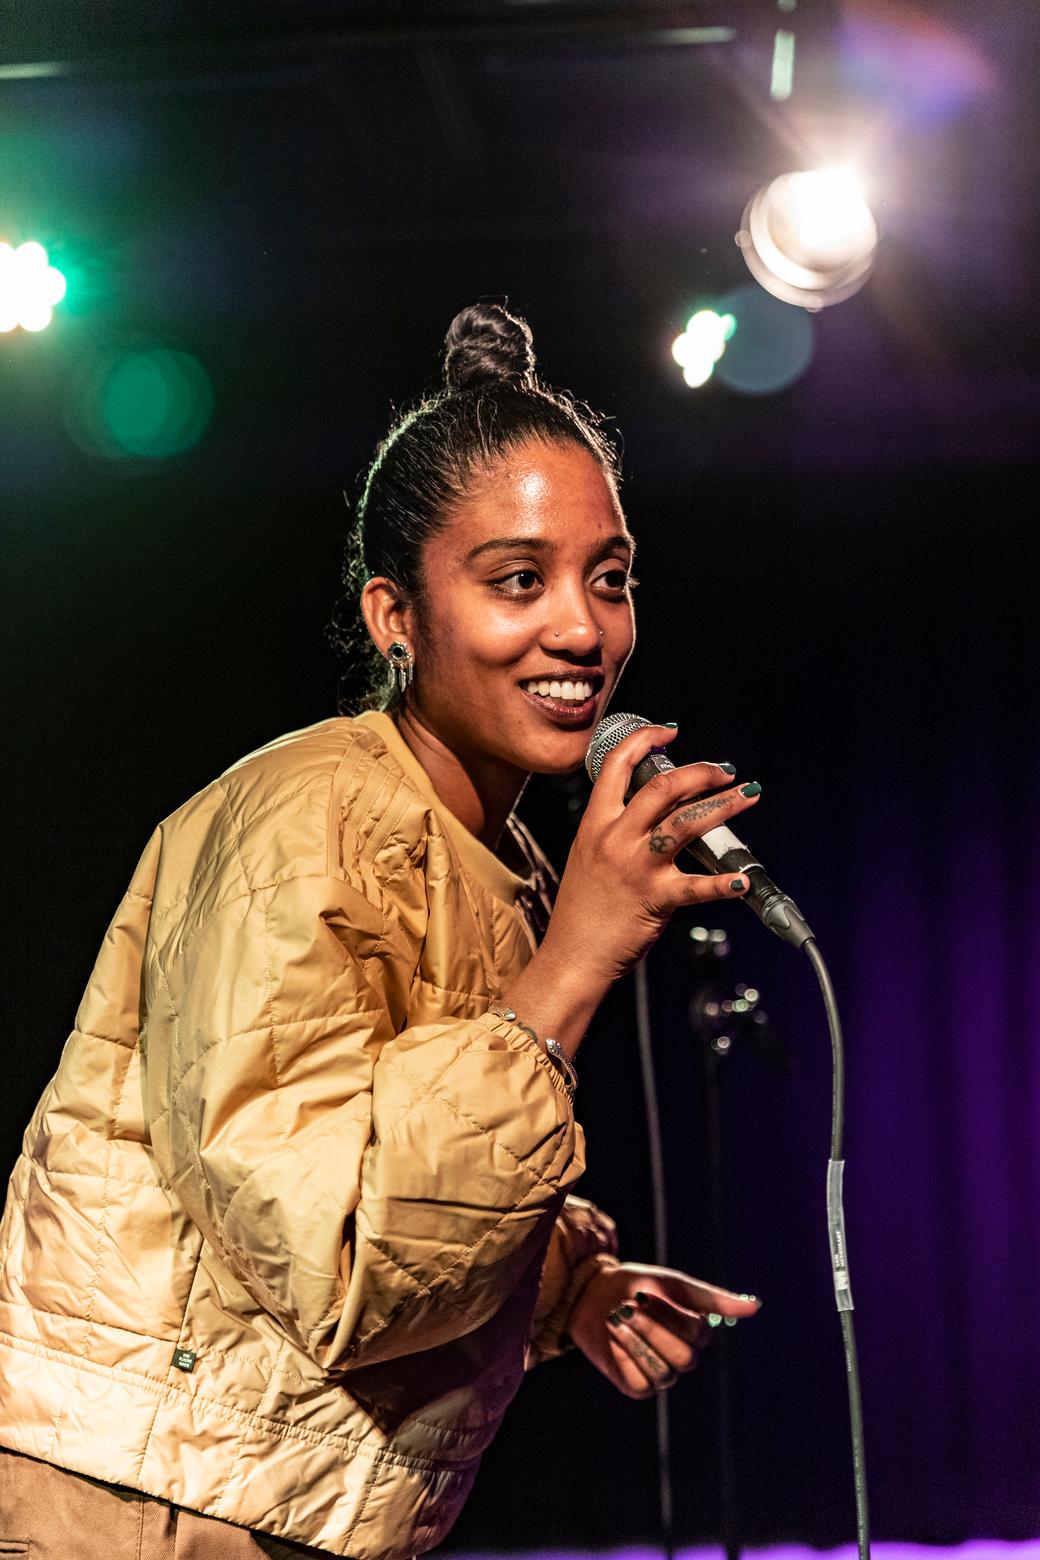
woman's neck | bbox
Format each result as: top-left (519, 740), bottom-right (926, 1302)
top-left (394, 704), bottom-right (529, 851)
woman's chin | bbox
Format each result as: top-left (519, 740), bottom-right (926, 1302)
top-left (521, 729), bottom-right (597, 777)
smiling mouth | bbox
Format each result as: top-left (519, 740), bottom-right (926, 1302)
top-left (521, 677), bottom-right (597, 704)
top-left (519, 675), bottom-right (602, 726)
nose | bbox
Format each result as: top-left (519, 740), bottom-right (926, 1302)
top-left (543, 587), bottom-right (604, 655)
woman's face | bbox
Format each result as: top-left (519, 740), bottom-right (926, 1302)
top-left (408, 437), bottom-right (637, 776)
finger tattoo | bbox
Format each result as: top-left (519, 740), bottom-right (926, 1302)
top-left (625, 1334), bottom-right (675, 1383)
top-left (649, 830), bottom-right (676, 854)
top-left (671, 795), bottom-right (727, 829)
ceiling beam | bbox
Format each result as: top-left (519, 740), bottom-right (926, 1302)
top-left (0, 3), bottom-right (756, 87)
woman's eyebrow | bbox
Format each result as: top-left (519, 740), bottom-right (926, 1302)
top-left (591, 533), bottom-right (636, 563)
top-left (465, 535), bottom-right (555, 563)
top-left (464, 532), bottom-right (635, 564)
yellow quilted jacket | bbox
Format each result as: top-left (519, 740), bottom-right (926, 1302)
top-left (0, 711), bottom-right (619, 1556)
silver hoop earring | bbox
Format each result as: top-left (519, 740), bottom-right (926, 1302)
top-left (386, 640), bottom-right (414, 694)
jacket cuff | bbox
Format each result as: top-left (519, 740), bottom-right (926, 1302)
top-left (547, 1249), bottom-right (621, 1358)
top-left (478, 1010), bottom-right (576, 1103)
top-left (526, 1197), bottom-right (620, 1367)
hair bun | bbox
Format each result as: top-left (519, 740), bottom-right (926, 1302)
top-left (443, 302), bottom-right (537, 393)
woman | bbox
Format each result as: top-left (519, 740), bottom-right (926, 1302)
top-left (0, 303), bottom-right (761, 1558)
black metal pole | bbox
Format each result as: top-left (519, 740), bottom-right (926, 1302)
top-left (700, 1036), bottom-right (741, 1560)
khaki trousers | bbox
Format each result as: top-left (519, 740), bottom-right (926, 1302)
top-left (0, 1448), bottom-right (328, 1559)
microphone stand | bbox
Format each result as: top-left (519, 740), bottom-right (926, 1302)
top-left (685, 927), bottom-right (794, 1560)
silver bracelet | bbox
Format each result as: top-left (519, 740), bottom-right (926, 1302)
top-left (544, 1036), bottom-right (579, 1097)
top-left (488, 1003), bottom-right (579, 1099)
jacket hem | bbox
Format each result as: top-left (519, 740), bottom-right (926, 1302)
top-left (0, 1333), bottom-right (481, 1559)
top-left (0, 1331), bottom-right (483, 1472)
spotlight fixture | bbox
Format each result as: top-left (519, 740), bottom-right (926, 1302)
top-left (737, 167), bottom-right (878, 310)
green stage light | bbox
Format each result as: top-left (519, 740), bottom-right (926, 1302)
top-left (0, 241), bottom-right (68, 333)
top-left (671, 309), bottom-right (737, 388)
top-left (770, 29), bottom-right (795, 101)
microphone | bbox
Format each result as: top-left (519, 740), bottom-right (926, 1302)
top-left (585, 712), bottom-right (814, 949)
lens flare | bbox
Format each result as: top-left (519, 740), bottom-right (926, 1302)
top-left (737, 167), bottom-right (878, 309)
top-left (715, 285), bottom-right (814, 395)
top-left (65, 346), bottom-right (215, 460)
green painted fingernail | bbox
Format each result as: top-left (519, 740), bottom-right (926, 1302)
top-left (707, 1313), bottom-right (722, 1327)
top-left (719, 762), bottom-right (737, 775)
top-left (730, 879), bottom-right (747, 893)
top-left (618, 1303), bottom-right (634, 1319)
top-left (635, 1291), bottom-right (649, 1305)
top-left (606, 1311), bottom-right (620, 1326)
top-left (663, 721), bottom-right (678, 729)
top-left (724, 1316), bottom-right (738, 1327)
top-left (740, 781), bottom-right (762, 798)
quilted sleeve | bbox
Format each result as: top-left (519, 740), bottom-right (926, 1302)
top-left (525, 1195), bottom-right (620, 1367)
top-left (149, 870), bottom-right (583, 1374)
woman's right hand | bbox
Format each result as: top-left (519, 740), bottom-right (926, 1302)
top-left (500, 724), bottom-right (762, 1054)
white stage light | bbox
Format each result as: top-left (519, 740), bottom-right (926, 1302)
top-left (0, 241), bottom-right (68, 333)
top-left (736, 167), bottom-right (878, 310)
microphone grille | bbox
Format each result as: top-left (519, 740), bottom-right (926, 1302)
top-left (585, 712), bottom-right (652, 782)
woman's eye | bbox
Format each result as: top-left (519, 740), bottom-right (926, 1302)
top-left (492, 570), bottom-right (543, 596)
top-left (597, 569), bottom-right (638, 595)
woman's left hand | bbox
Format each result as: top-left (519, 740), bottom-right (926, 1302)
top-left (568, 1261), bottom-right (761, 1399)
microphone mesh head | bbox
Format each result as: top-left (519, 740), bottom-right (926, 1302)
top-left (585, 712), bottom-right (652, 782)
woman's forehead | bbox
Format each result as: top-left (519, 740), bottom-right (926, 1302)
top-left (440, 440), bottom-right (628, 555)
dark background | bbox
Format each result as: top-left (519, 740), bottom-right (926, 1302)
top-left (2, 0), bottom-right (1038, 1547)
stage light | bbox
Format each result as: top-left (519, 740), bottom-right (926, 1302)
top-left (0, 241), bottom-right (68, 333)
top-left (737, 166), bottom-right (878, 309)
top-left (770, 28), bottom-right (795, 100)
top-left (672, 309), bottom-right (737, 388)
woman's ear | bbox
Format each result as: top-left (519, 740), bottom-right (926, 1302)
top-left (360, 576), bottom-right (414, 655)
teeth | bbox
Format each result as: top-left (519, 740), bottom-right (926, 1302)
top-left (523, 679), bottom-right (595, 702)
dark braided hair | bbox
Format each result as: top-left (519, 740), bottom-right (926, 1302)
top-left (326, 302), bottom-right (622, 714)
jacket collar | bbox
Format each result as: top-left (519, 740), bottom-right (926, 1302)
top-left (354, 710), bottom-right (540, 911)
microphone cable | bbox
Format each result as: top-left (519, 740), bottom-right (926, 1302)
top-left (804, 936), bottom-right (870, 1560)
